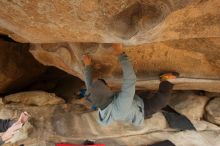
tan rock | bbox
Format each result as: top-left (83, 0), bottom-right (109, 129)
top-left (0, 0), bottom-right (219, 43)
top-left (0, 106), bottom-right (15, 119)
top-left (0, 0), bottom-right (220, 144)
top-left (205, 97), bottom-right (220, 125)
top-left (0, 98), bottom-right (3, 105)
top-left (97, 131), bottom-right (220, 146)
top-left (30, 44), bottom-right (80, 77)
top-left (0, 103), bottom-right (219, 145)
top-left (169, 91), bottom-right (209, 120)
top-left (0, 0), bottom-right (219, 94)
top-left (205, 92), bottom-right (220, 98)
top-left (4, 91), bottom-right (65, 106)
top-left (0, 1), bottom-right (219, 93)
top-left (191, 120), bottom-right (220, 131)
top-left (30, 39), bottom-right (220, 92)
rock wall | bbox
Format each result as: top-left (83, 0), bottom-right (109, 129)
top-left (0, 0), bottom-right (219, 44)
top-left (0, 1), bottom-right (219, 145)
top-left (29, 40), bottom-right (220, 92)
top-left (0, 0), bottom-right (219, 92)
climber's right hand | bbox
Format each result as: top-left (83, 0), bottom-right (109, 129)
top-left (82, 55), bottom-right (92, 66)
top-left (112, 43), bottom-right (124, 56)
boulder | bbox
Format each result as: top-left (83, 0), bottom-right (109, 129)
top-left (0, 103), bottom-right (219, 145)
top-left (0, 98), bottom-right (3, 105)
top-left (205, 97), bottom-right (220, 125)
top-left (4, 91), bottom-right (65, 106)
top-left (96, 131), bottom-right (220, 146)
top-left (0, 0), bottom-right (219, 44)
top-left (0, 0), bottom-right (220, 93)
top-left (29, 40), bottom-right (220, 93)
top-left (0, 106), bottom-right (15, 119)
top-left (0, 1), bottom-right (219, 145)
top-left (169, 91), bottom-right (209, 120)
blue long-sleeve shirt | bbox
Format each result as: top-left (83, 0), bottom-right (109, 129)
top-left (84, 53), bottom-right (144, 126)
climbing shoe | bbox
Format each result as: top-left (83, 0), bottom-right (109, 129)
top-left (160, 72), bottom-right (179, 81)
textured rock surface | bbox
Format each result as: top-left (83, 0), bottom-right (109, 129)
top-left (169, 91), bottom-right (209, 120)
top-left (206, 97), bottom-right (220, 125)
top-left (0, 39), bottom-right (45, 94)
top-left (205, 92), bottom-right (220, 98)
top-left (30, 40), bottom-right (220, 92)
top-left (0, 103), bottom-right (219, 146)
top-left (0, 0), bottom-right (219, 44)
top-left (96, 131), bottom-right (220, 146)
top-left (0, 1), bottom-right (220, 145)
top-left (0, 0), bottom-right (219, 92)
top-left (4, 91), bottom-right (65, 106)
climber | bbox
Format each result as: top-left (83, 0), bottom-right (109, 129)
top-left (82, 43), bottom-right (178, 126)
top-left (0, 111), bottom-right (30, 145)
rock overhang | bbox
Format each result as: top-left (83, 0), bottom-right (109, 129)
top-left (0, 0), bottom-right (219, 92)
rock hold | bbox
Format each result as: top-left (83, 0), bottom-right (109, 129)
top-left (169, 91), bottom-right (209, 120)
top-left (4, 91), bottom-right (65, 106)
top-left (205, 97), bottom-right (220, 126)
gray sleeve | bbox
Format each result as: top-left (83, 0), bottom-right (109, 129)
top-left (113, 53), bottom-right (136, 112)
top-left (84, 65), bottom-right (93, 95)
